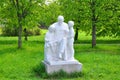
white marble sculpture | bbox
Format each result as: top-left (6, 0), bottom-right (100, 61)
top-left (67, 21), bottom-right (75, 60)
top-left (44, 25), bottom-right (56, 62)
top-left (44, 15), bottom-right (82, 74)
top-left (44, 15), bottom-right (70, 62)
top-left (53, 15), bottom-right (69, 61)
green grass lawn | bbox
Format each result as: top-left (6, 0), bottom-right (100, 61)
top-left (0, 33), bottom-right (120, 80)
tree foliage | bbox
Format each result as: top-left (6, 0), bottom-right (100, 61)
top-left (58, 0), bottom-right (120, 37)
top-left (38, 1), bottom-right (62, 27)
top-left (0, 0), bottom-right (120, 48)
top-left (0, 0), bottom-right (45, 48)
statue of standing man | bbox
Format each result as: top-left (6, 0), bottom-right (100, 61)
top-left (52, 15), bottom-right (69, 61)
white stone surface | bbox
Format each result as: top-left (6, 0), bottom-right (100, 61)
top-left (43, 60), bottom-right (82, 74)
top-left (44, 15), bottom-right (82, 74)
top-left (67, 21), bottom-right (75, 60)
top-left (44, 25), bottom-right (56, 61)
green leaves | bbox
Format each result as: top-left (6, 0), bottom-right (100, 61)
top-left (58, 0), bottom-right (120, 37)
top-left (0, 0), bottom-right (120, 37)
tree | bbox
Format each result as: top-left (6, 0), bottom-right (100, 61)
top-left (38, 1), bottom-right (62, 27)
top-left (90, 0), bottom-right (97, 48)
top-left (96, 0), bottom-right (120, 37)
top-left (58, 0), bottom-right (89, 41)
top-left (0, 0), bottom-right (45, 48)
top-left (58, 0), bottom-right (120, 47)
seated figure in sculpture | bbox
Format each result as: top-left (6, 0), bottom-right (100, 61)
top-left (67, 21), bottom-right (75, 60)
top-left (44, 25), bottom-right (56, 62)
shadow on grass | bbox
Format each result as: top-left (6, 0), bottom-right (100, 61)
top-left (74, 45), bottom-right (120, 55)
top-left (28, 41), bottom-right (44, 44)
top-left (75, 40), bottom-right (120, 44)
top-left (0, 40), bottom-right (44, 45)
top-left (0, 38), bottom-right (119, 45)
top-left (0, 47), bottom-right (18, 55)
top-left (33, 63), bottom-right (84, 79)
top-left (0, 40), bottom-right (17, 45)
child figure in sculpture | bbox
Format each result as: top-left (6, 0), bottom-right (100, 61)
top-left (67, 21), bottom-right (75, 60)
top-left (44, 25), bottom-right (56, 62)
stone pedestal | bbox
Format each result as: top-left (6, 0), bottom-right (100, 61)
top-left (43, 60), bottom-right (82, 74)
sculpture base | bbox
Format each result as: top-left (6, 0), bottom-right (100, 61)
top-left (43, 60), bottom-right (82, 74)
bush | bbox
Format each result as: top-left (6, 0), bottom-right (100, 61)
top-left (2, 26), bottom-right (18, 36)
top-left (2, 26), bottom-right (40, 36)
top-left (27, 27), bottom-right (40, 36)
top-left (0, 27), bottom-right (2, 35)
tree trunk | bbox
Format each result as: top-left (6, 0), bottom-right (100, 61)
top-left (18, 23), bottom-right (22, 49)
top-left (91, 0), bottom-right (96, 48)
top-left (15, 0), bottom-right (23, 49)
top-left (75, 27), bottom-right (79, 41)
top-left (24, 28), bottom-right (28, 41)
top-left (92, 25), bottom-right (96, 48)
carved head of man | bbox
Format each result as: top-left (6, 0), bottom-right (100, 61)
top-left (68, 21), bottom-right (74, 28)
top-left (58, 15), bottom-right (64, 24)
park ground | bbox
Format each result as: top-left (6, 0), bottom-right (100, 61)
top-left (0, 29), bottom-right (120, 80)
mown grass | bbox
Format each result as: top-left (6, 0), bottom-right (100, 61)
top-left (0, 31), bottom-right (120, 80)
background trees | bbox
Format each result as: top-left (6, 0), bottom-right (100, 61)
top-left (0, 0), bottom-right (45, 48)
top-left (58, 0), bottom-right (120, 47)
top-left (0, 0), bottom-right (120, 48)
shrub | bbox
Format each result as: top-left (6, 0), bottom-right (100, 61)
top-left (2, 26), bottom-right (18, 36)
top-left (2, 26), bottom-right (40, 36)
top-left (26, 27), bottom-right (40, 36)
